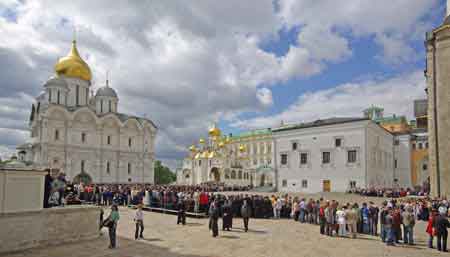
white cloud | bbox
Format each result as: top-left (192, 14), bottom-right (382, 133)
top-left (232, 71), bottom-right (427, 129)
top-left (0, 0), bottom-right (437, 163)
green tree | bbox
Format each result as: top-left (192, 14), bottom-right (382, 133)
top-left (154, 160), bottom-right (176, 185)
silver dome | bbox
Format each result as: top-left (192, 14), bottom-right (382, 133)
top-left (96, 86), bottom-right (118, 98)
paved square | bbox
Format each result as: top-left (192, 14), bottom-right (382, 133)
top-left (3, 202), bottom-right (446, 257)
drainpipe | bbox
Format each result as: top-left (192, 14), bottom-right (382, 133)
top-left (431, 38), bottom-right (441, 197)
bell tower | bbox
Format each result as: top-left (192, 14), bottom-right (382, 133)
top-left (425, 1), bottom-right (450, 198)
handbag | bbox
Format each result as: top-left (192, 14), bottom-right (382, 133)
top-left (102, 217), bottom-right (114, 228)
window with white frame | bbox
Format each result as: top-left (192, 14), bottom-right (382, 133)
top-left (322, 151), bottom-right (331, 164)
top-left (292, 141), bottom-right (298, 151)
top-left (347, 150), bottom-right (357, 163)
top-left (300, 152), bottom-right (308, 165)
top-left (281, 154), bottom-right (288, 165)
top-left (335, 137), bottom-right (343, 147)
top-left (301, 179), bottom-right (308, 188)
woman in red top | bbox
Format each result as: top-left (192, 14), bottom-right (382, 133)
top-left (427, 209), bottom-right (438, 248)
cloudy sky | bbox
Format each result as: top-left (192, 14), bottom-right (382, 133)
top-left (0, 0), bottom-right (446, 169)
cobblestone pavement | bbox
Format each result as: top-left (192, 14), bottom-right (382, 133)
top-left (3, 200), bottom-right (449, 257)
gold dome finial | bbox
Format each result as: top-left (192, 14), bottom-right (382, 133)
top-left (54, 40), bottom-right (92, 81)
top-left (239, 144), bottom-right (246, 152)
top-left (208, 123), bottom-right (221, 137)
top-left (199, 138), bottom-right (205, 144)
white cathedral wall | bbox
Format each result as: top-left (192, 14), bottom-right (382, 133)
top-left (275, 121), bottom-right (370, 193)
top-left (393, 134), bottom-right (412, 188)
top-left (36, 106), bottom-right (156, 184)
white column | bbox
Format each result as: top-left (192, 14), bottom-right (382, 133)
top-left (447, 0), bottom-right (450, 17)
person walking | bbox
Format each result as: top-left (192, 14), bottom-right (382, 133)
top-left (241, 199), bottom-right (252, 232)
top-left (222, 199), bottom-right (233, 231)
top-left (435, 206), bottom-right (450, 252)
top-left (134, 204), bottom-right (144, 240)
top-left (108, 205), bottom-right (120, 249)
top-left (209, 199), bottom-right (220, 237)
top-left (177, 198), bottom-right (186, 225)
top-left (402, 206), bottom-right (415, 245)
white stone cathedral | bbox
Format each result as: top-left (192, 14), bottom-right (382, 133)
top-left (17, 40), bottom-right (157, 184)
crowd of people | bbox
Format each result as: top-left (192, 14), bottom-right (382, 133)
top-left (42, 173), bottom-right (449, 252)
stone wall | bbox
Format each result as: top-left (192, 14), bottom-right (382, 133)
top-left (0, 206), bottom-right (100, 254)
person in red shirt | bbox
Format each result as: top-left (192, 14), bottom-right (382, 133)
top-left (427, 209), bottom-right (438, 248)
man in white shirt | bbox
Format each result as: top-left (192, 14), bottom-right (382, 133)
top-left (134, 204), bottom-right (144, 240)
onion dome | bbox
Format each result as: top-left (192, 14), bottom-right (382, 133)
top-left (54, 40), bottom-right (92, 81)
top-left (208, 123), bottom-right (221, 137)
top-left (194, 152), bottom-right (201, 159)
top-left (208, 151), bottom-right (219, 159)
top-left (239, 144), bottom-right (246, 152)
top-left (96, 84), bottom-right (117, 98)
top-left (201, 150), bottom-right (209, 158)
top-left (225, 137), bottom-right (231, 144)
top-left (218, 141), bottom-right (225, 148)
top-left (199, 138), bottom-right (205, 144)
top-left (189, 145), bottom-right (197, 152)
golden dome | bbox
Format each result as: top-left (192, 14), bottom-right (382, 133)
top-left (208, 124), bottom-right (221, 137)
top-left (201, 151), bottom-right (209, 158)
top-left (189, 145), bottom-right (197, 152)
top-left (225, 137), bottom-right (231, 144)
top-left (199, 138), bottom-right (205, 144)
top-left (208, 151), bottom-right (219, 159)
top-left (55, 40), bottom-right (92, 81)
top-left (239, 144), bottom-right (246, 152)
top-left (194, 152), bottom-right (201, 159)
top-left (218, 141), bottom-right (225, 148)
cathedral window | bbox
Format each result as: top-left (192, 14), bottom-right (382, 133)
top-left (107, 135), bottom-right (111, 145)
top-left (49, 89), bottom-right (52, 102)
top-left (280, 154), bottom-right (288, 165)
top-left (76, 85), bottom-right (79, 106)
top-left (54, 130), bottom-right (59, 141)
top-left (347, 150), bottom-right (357, 163)
top-left (85, 88), bottom-right (88, 104)
top-left (100, 100), bottom-right (103, 113)
top-left (238, 170), bottom-right (242, 179)
top-left (81, 132), bottom-right (86, 143)
top-left (128, 137), bottom-right (132, 147)
top-left (57, 90), bottom-right (60, 104)
top-left (106, 162), bottom-right (110, 174)
top-left (127, 163), bottom-right (132, 174)
top-left (231, 170), bottom-right (236, 179)
top-left (81, 160), bottom-right (85, 173)
top-left (109, 100), bottom-right (112, 112)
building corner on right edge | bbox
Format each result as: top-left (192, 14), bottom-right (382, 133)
top-left (425, 3), bottom-right (450, 198)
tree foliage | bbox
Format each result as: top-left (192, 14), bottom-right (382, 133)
top-left (154, 160), bottom-right (176, 185)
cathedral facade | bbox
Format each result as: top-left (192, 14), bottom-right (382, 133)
top-left (17, 40), bottom-right (157, 184)
top-left (178, 125), bottom-right (275, 189)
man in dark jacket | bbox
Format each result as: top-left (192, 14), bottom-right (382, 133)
top-left (209, 199), bottom-right (220, 237)
top-left (43, 170), bottom-right (53, 208)
top-left (434, 208), bottom-right (450, 252)
top-left (222, 199), bottom-right (233, 231)
top-left (177, 199), bottom-right (186, 225)
top-left (241, 199), bottom-right (252, 232)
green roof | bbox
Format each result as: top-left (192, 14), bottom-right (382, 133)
top-left (374, 115), bottom-right (407, 124)
top-left (231, 128), bottom-right (272, 139)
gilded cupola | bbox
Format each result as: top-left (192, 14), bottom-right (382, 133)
top-left (54, 40), bottom-right (92, 81)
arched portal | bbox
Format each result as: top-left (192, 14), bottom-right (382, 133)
top-left (210, 167), bottom-right (220, 182)
top-left (73, 172), bottom-right (93, 185)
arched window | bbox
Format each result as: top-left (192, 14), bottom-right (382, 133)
top-left (76, 85), bottom-right (79, 106)
top-left (107, 135), bottom-right (111, 145)
top-left (57, 90), bottom-right (60, 104)
top-left (54, 130), bottom-right (59, 141)
top-left (128, 137), bottom-right (132, 147)
top-left (238, 170), bottom-right (243, 179)
top-left (100, 99), bottom-right (103, 113)
top-left (231, 170), bottom-right (236, 179)
top-left (48, 89), bottom-right (52, 102)
top-left (109, 100), bottom-right (112, 112)
top-left (106, 162), bottom-right (110, 174)
top-left (81, 132), bottom-right (86, 143)
top-left (127, 163), bottom-right (131, 174)
top-left (81, 160), bottom-right (85, 173)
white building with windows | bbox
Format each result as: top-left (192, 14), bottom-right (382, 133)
top-left (17, 40), bottom-right (157, 184)
top-left (272, 118), bottom-right (395, 193)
